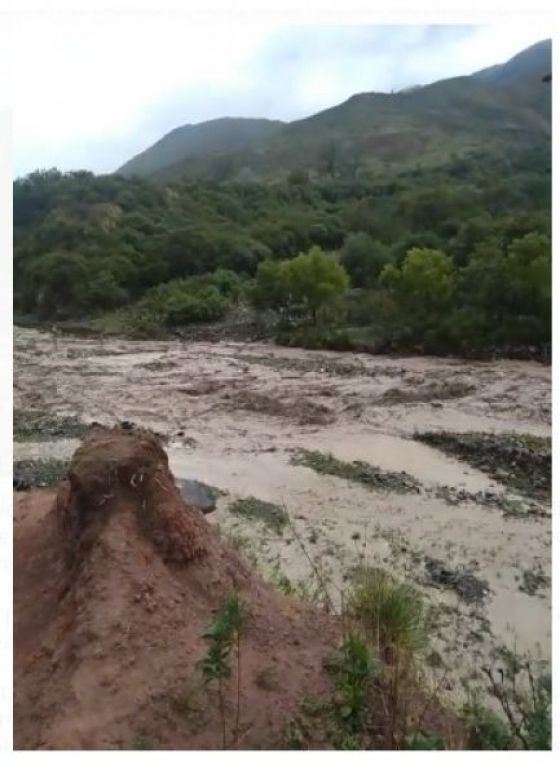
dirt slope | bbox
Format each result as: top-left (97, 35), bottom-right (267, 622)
top-left (14, 429), bottom-right (339, 750)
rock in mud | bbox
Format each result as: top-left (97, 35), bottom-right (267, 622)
top-left (177, 479), bottom-right (218, 514)
top-left (425, 558), bottom-right (489, 604)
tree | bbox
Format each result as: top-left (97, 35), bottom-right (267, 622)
top-left (251, 259), bottom-right (290, 313)
top-left (381, 247), bottom-right (455, 321)
top-left (251, 247), bottom-right (349, 324)
top-left (460, 232), bottom-right (551, 344)
top-left (285, 246), bottom-right (349, 323)
top-left (319, 141), bottom-right (339, 178)
top-left (340, 232), bottom-right (392, 288)
top-left (287, 169), bottom-right (310, 186)
top-left (25, 251), bottom-right (92, 319)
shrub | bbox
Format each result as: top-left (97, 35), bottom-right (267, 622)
top-left (328, 634), bottom-right (379, 738)
top-left (340, 232), bottom-right (392, 288)
top-left (462, 696), bottom-right (511, 750)
top-left (347, 567), bottom-right (426, 663)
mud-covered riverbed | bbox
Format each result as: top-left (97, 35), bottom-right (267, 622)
top-left (14, 326), bottom-right (551, 701)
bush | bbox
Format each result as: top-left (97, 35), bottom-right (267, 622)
top-left (140, 278), bottom-right (229, 326)
top-left (251, 246), bottom-right (349, 325)
top-left (340, 232), bottom-right (392, 288)
top-left (462, 697), bottom-right (511, 750)
top-left (348, 567), bottom-right (426, 663)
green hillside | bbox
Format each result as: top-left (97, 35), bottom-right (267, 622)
top-left (117, 117), bottom-right (285, 178)
top-left (117, 40), bottom-right (551, 183)
top-left (14, 39), bottom-right (551, 357)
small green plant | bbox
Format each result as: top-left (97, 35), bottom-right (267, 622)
top-left (405, 731), bottom-right (446, 750)
top-left (199, 592), bottom-right (248, 748)
top-left (348, 567), bottom-right (426, 662)
top-left (329, 634), bottom-right (379, 735)
top-left (290, 448), bottom-right (421, 494)
top-left (481, 662), bottom-right (551, 750)
top-left (346, 567), bottom-right (426, 748)
top-left (229, 496), bottom-right (288, 534)
top-left (462, 695), bottom-right (511, 750)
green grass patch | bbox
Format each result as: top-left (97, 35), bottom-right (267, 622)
top-left (348, 567), bottom-right (426, 660)
top-left (414, 431), bottom-right (551, 500)
top-left (14, 458), bottom-right (69, 488)
top-left (14, 408), bottom-right (91, 442)
top-left (229, 496), bottom-right (288, 534)
top-left (290, 448), bottom-right (421, 494)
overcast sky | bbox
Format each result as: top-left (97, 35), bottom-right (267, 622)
top-left (1, 13), bottom-right (548, 177)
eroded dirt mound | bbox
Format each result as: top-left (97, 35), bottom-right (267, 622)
top-left (57, 429), bottom-right (210, 568)
top-left (14, 429), bottom-right (339, 750)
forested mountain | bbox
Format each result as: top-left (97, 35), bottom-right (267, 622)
top-left (117, 118), bottom-right (285, 179)
top-left (14, 39), bottom-right (551, 356)
top-left (117, 40), bottom-right (551, 183)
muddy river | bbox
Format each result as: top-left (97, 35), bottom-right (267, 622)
top-left (13, 325), bottom-right (551, 701)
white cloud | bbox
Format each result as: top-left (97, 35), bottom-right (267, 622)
top-left (0, 13), bottom-right (549, 176)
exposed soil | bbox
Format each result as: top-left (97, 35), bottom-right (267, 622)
top-left (14, 429), bottom-right (340, 750)
top-left (14, 326), bottom-right (551, 716)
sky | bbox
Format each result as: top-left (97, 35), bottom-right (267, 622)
top-left (0, 8), bottom-right (550, 177)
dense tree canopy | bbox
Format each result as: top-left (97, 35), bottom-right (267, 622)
top-left (13, 144), bottom-right (551, 354)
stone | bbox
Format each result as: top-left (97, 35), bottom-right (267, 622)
top-left (177, 479), bottom-right (217, 514)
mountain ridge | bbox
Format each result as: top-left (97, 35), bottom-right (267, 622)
top-left (117, 39), bottom-right (551, 182)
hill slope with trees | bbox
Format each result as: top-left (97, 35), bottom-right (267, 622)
top-left (116, 40), bottom-right (551, 184)
top-left (14, 40), bottom-right (551, 357)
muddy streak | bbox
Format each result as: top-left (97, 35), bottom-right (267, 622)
top-left (14, 326), bottom-right (551, 699)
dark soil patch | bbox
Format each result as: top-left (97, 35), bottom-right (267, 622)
top-left (424, 558), bottom-right (489, 604)
top-left (237, 354), bottom-right (404, 379)
top-left (518, 567), bottom-right (550, 597)
top-left (380, 380), bottom-right (475, 405)
top-left (231, 391), bottom-right (334, 425)
top-left (142, 359), bottom-right (179, 372)
top-left (229, 497), bottom-right (288, 534)
top-left (290, 448), bottom-right (422, 495)
top-left (14, 458), bottom-right (69, 489)
top-left (414, 431), bottom-right (551, 500)
top-left (431, 485), bottom-right (550, 519)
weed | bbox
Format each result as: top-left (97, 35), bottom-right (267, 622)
top-left (229, 497), bottom-right (288, 534)
top-left (481, 661), bottom-right (551, 750)
top-left (283, 718), bottom-right (307, 750)
top-left (199, 592), bottom-right (249, 748)
top-left (348, 567), bottom-right (426, 662)
top-left (290, 448), bottom-right (421, 494)
top-left (404, 731), bottom-right (446, 750)
top-left (462, 694), bottom-right (511, 750)
top-left (329, 634), bottom-right (379, 735)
